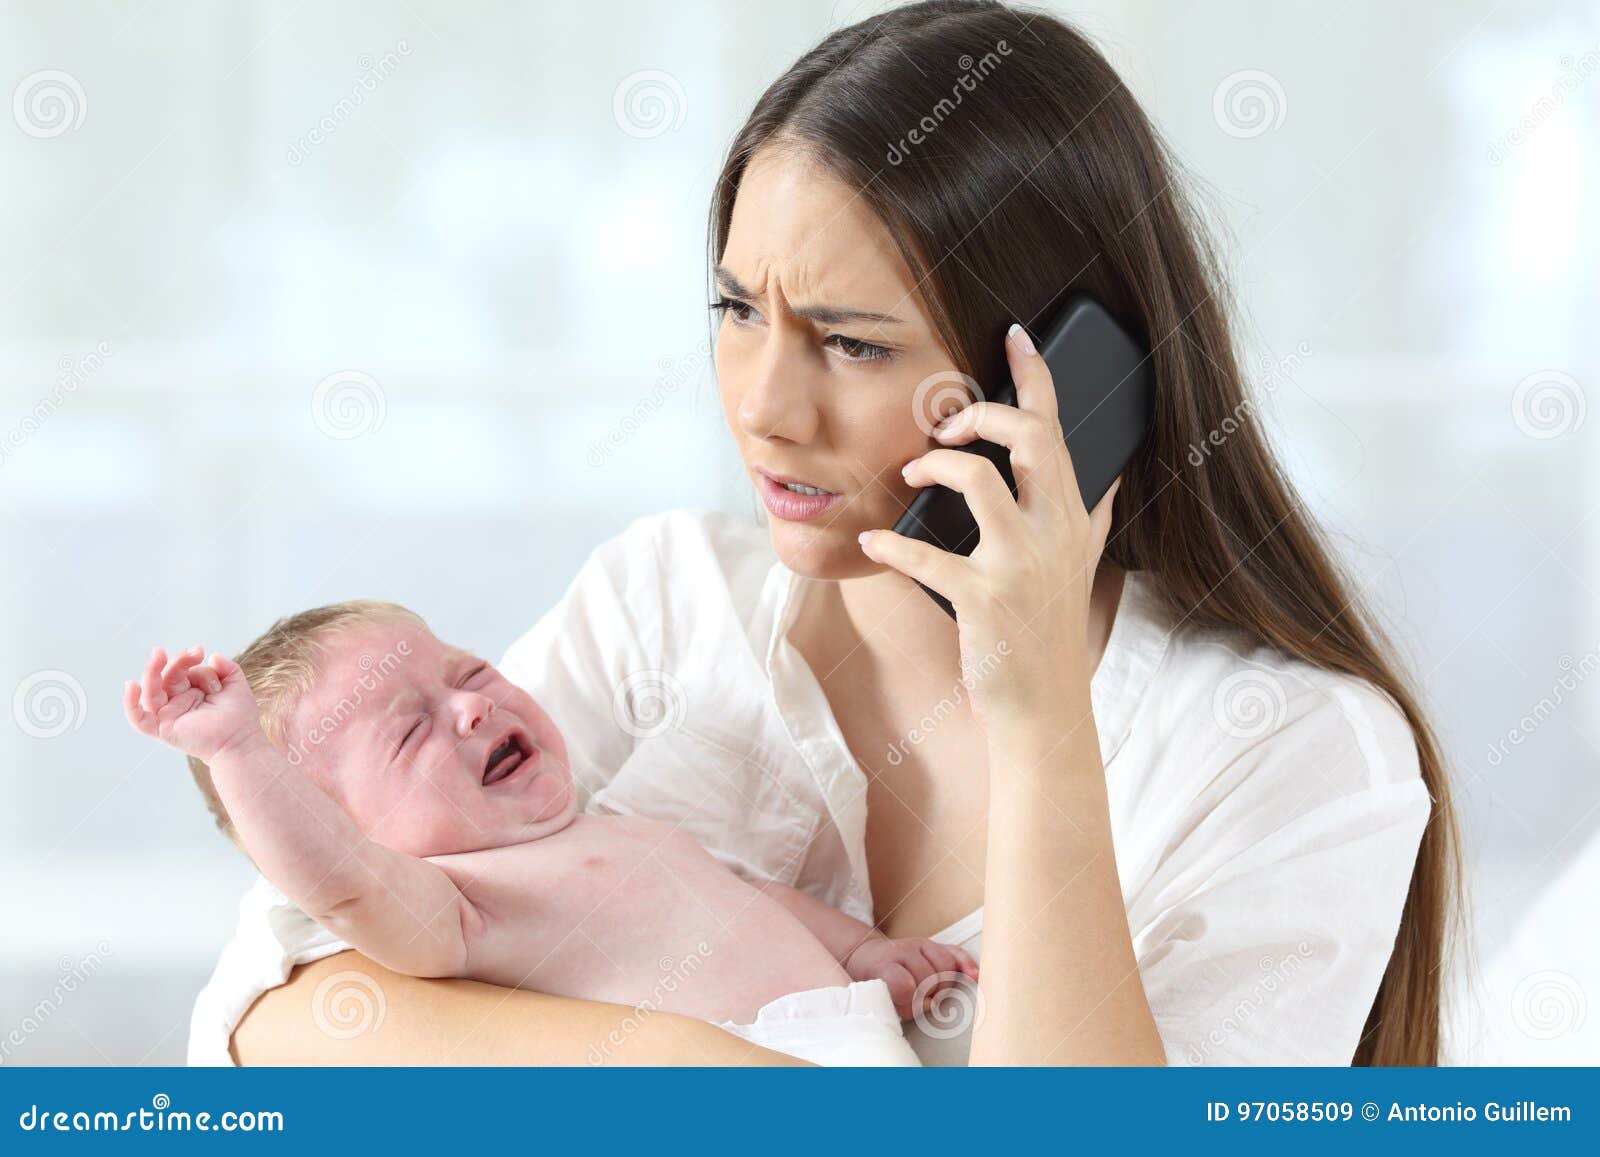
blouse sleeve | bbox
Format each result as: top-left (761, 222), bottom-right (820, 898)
top-left (495, 516), bottom-right (669, 805)
top-left (1129, 676), bottom-right (1432, 1065)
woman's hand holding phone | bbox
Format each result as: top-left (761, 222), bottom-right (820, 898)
top-left (858, 323), bottom-right (1118, 736)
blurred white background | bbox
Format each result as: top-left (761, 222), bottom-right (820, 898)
top-left (2, 0), bottom-right (1595, 1065)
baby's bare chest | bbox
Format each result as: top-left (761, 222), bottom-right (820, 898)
top-left (437, 819), bottom-right (752, 986)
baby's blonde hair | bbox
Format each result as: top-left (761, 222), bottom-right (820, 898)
top-left (188, 599), bottom-right (426, 846)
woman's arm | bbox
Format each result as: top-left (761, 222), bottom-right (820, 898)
top-left (974, 701), bottom-right (1164, 1064)
top-left (232, 950), bottom-right (805, 1066)
top-left (860, 323), bottom-right (1164, 1064)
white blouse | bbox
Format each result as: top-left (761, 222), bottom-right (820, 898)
top-left (189, 508), bottom-right (1429, 1066)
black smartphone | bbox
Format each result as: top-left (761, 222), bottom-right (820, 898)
top-left (890, 294), bottom-right (1154, 618)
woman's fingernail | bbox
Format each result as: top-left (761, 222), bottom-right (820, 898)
top-left (858, 531), bottom-right (874, 548)
top-left (1007, 322), bottom-right (1036, 357)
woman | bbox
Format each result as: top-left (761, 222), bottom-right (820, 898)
top-left (220, 0), bottom-right (1456, 1066)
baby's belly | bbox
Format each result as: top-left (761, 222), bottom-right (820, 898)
top-left (462, 842), bottom-right (849, 1024)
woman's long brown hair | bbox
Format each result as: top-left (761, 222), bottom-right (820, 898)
top-left (710, 0), bottom-right (1460, 1065)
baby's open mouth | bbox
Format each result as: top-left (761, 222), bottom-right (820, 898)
top-left (482, 730), bottom-right (536, 787)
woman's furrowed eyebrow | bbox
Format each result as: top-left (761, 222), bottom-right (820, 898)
top-left (713, 263), bottom-right (905, 326)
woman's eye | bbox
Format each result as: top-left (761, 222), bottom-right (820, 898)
top-left (826, 334), bottom-right (894, 363)
top-left (710, 297), bottom-right (759, 325)
top-left (462, 663), bottom-right (491, 688)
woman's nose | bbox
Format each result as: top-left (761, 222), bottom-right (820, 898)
top-left (451, 691), bottom-right (497, 737)
top-left (736, 327), bottom-right (820, 444)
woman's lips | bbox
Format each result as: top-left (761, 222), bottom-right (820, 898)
top-left (756, 470), bottom-right (844, 522)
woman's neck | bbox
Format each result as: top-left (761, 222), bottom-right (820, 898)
top-left (802, 563), bottom-right (1126, 681)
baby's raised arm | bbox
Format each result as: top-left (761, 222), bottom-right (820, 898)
top-left (124, 645), bottom-right (475, 978)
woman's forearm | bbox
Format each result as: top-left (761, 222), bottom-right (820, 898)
top-left (232, 950), bottom-right (806, 1066)
top-left (968, 685), bottom-right (1165, 1066)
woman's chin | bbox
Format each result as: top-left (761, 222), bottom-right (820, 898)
top-left (767, 517), bottom-right (882, 581)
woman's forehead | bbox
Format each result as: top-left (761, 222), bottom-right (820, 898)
top-left (724, 146), bottom-right (917, 306)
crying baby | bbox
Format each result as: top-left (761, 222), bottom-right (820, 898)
top-left (125, 600), bottom-right (976, 1065)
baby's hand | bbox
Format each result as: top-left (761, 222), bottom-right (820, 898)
top-left (845, 935), bottom-right (980, 1020)
top-left (122, 645), bottom-right (264, 763)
